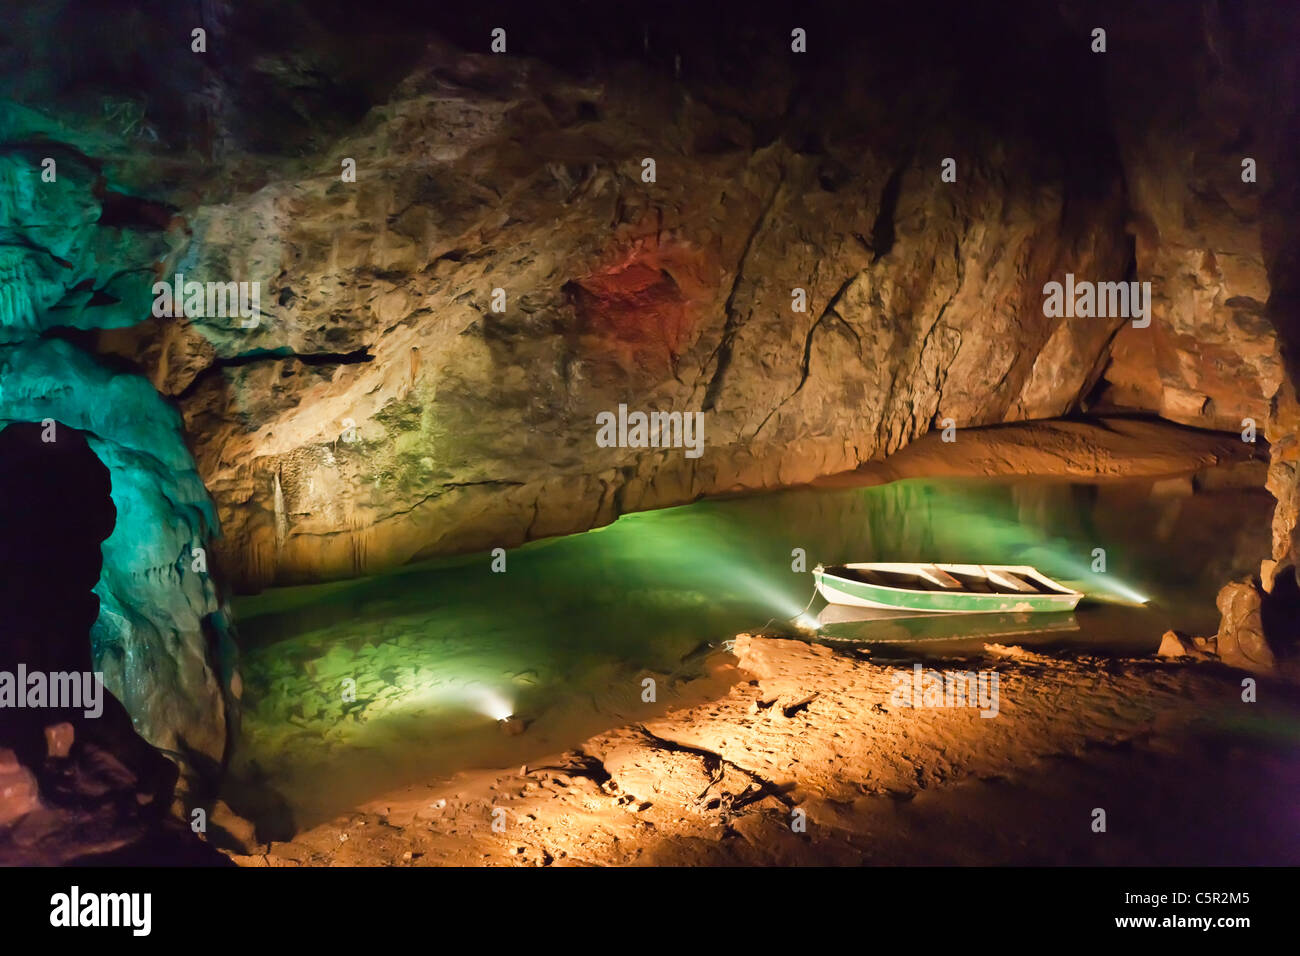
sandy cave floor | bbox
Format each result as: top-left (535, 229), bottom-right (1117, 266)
top-left (225, 635), bottom-right (1300, 867)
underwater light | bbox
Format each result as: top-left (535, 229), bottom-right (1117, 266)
top-left (1107, 579), bottom-right (1151, 605)
top-left (1054, 574), bottom-right (1149, 606)
top-left (1085, 587), bottom-right (1151, 607)
top-left (727, 567), bottom-right (821, 631)
top-left (498, 715), bottom-right (527, 736)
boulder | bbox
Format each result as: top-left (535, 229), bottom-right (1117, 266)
top-left (0, 751), bottom-right (40, 828)
top-left (1215, 581), bottom-right (1275, 672)
top-left (1156, 630), bottom-right (1213, 661)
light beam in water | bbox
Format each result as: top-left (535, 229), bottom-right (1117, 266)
top-left (924, 489), bottom-right (1154, 607)
top-left (461, 685), bottom-right (515, 721)
top-left (725, 566), bottom-right (821, 630)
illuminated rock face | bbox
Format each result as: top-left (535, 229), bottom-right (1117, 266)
top-left (175, 137), bottom-right (1130, 589)
top-left (92, 18), bottom-right (1146, 592)
top-left (152, 4), bottom-right (1300, 595)
top-left (0, 105), bottom-right (176, 344)
top-left (0, 422), bottom-right (224, 864)
top-left (1090, 4), bottom-right (1300, 661)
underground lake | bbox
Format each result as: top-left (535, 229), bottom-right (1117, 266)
top-left (229, 471), bottom-right (1273, 826)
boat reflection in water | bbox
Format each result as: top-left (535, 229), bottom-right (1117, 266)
top-left (814, 602), bottom-right (1080, 646)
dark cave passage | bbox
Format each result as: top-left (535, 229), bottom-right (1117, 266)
top-left (0, 422), bottom-right (118, 810)
top-left (0, 421), bottom-right (113, 716)
top-left (0, 421), bottom-right (226, 863)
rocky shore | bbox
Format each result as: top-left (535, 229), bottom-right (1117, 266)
top-left (225, 633), bottom-right (1300, 867)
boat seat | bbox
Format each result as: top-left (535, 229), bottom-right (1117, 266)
top-left (846, 568), bottom-right (945, 591)
top-left (983, 568), bottom-right (1037, 593)
top-left (920, 566), bottom-right (964, 589)
top-left (945, 571), bottom-right (996, 592)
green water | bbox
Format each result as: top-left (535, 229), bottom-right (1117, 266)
top-left (229, 475), bottom-right (1272, 825)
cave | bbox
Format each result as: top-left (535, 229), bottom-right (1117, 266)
top-left (2, 0), bottom-right (1299, 900)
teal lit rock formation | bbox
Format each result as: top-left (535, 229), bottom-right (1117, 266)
top-left (0, 103), bottom-right (176, 342)
top-left (0, 341), bottom-right (232, 763)
top-left (0, 97), bottom-right (233, 765)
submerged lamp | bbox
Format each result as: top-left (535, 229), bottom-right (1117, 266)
top-left (498, 715), bottom-right (527, 736)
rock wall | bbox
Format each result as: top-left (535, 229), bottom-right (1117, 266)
top-left (1092, 2), bottom-right (1292, 434)
top-left (84, 6), bottom-right (1140, 591)
top-left (0, 423), bottom-right (226, 865)
top-left (1088, 1), bottom-right (1300, 663)
top-left (0, 342), bottom-right (233, 763)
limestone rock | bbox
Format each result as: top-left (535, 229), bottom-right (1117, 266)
top-left (2, 2), bottom-right (1300, 781)
top-left (44, 723), bottom-right (74, 760)
top-left (0, 751), bottom-right (40, 828)
top-left (1265, 379), bottom-right (1300, 581)
top-left (1215, 581), bottom-right (1275, 672)
top-left (0, 343), bottom-right (233, 763)
top-left (1094, 5), bottom-right (1290, 432)
top-left (204, 800), bottom-right (261, 855)
top-left (0, 21), bottom-right (1141, 593)
top-left (1157, 630), bottom-right (1211, 660)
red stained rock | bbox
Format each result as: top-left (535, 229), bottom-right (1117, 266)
top-left (567, 261), bottom-right (690, 378)
top-left (44, 723), bottom-right (74, 760)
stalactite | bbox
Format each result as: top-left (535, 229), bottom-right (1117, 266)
top-left (273, 464), bottom-right (287, 552)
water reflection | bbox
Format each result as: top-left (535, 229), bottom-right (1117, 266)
top-left (815, 604), bottom-right (1081, 646)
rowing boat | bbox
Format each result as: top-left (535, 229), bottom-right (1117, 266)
top-left (813, 562), bottom-right (1083, 613)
